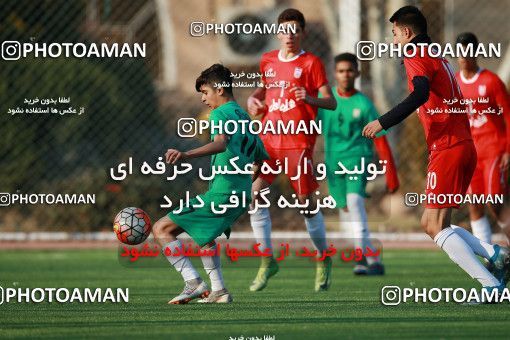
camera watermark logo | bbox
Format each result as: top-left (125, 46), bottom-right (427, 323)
top-left (0, 286), bottom-right (128, 304)
top-left (0, 192), bottom-right (95, 206)
top-left (0, 193), bottom-right (11, 206)
top-left (381, 285), bottom-right (510, 304)
top-left (176, 118), bottom-right (321, 138)
top-left (355, 41), bottom-right (501, 60)
top-left (404, 193), bottom-right (419, 207)
top-left (1, 41), bottom-right (146, 60)
top-left (356, 41), bottom-right (376, 61)
top-left (189, 22), bottom-right (296, 37)
top-left (381, 286), bottom-right (401, 305)
top-left (1, 41), bottom-right (21, 60)
top-left (190, 22), bottom-right (206, 37)
top-left (404, 193), bottom-right (503, 207)
top-left (177, 118), bottom-right (198, 137)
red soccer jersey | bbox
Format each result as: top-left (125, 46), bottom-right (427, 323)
top-left (455, 68), bottom-right (510, 157)
top-left (404, 46), bottom-right (472, 151)
top-left (259, 50), bottom-right (328, 149)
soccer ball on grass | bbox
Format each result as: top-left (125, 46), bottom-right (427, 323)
top-left (113, 207), bottom-right (151, 245)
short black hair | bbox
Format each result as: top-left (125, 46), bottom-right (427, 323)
top-left (195, 63), bottom-right (233, 96)
top-left (456, 32), bottom-right (479, 48)
top-left (334, 53), bottom-right (358, 69)
top-left (389, 5), bottom-right (427, 35)
top-left (278, 8), bottom-right (305, 30)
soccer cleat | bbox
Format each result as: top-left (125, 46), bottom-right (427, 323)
top-left (484, 258), bottom-right (494, 272)
top-left (367, 262), bottom-right (385, 276)
top-left (353, 257), bottom-right (368, 275)
top-left (249, 257), bottom-right (279, 292)
top-left (197, 288), bottom-right (233, 303)
top-left (353, 264), bottom-right (368, 275)
top-left (315, 256), bottom-right (332, 292)
top-left (489, 245), bottom-right (510, 285)
top-left (168, 279), bottom-right (210, 304)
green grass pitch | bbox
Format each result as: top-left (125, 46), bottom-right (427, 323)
top-left (0, 248), bottom-right (509, 339)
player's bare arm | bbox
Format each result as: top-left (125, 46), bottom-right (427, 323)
top-left (290, 84), bottom-right (336, 110)
top-left (496, 78), bottom-right (510, 170)
top-left (373, 135), bottom-right (400, 192)
top-left (251, 160), bottom-right (262, 182)
top-left (247, 87), bottom-right (266, 116)
top-left (500, 153), bottom-right (510, 171)
top-left (165, 134), bottom-right (228, 164)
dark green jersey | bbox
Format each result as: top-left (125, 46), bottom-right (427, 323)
top-left (318, 87), bottom-right (384, 157)
top-left (208, 101), bottom-right (268, 194)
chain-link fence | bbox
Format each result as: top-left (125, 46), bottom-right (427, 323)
top-left (1, 0), bottom-right (509, 233)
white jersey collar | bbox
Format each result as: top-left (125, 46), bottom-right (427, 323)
top-left (278, 49), bottom-right (305, 62)
top-left (460, 68), bottom-right (483, 84)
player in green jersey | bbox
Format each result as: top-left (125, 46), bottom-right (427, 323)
top-left (152, 64), bottom-right (269, 304)
top-left (318, 53), bottom-right (399, 275)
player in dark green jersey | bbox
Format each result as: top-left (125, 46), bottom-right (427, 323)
top-left (152, 64), bottom-right (269, 304)
top-left (318, 53), bottom-right (399, 275)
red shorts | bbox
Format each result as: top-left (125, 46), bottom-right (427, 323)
top-left (259, 147), bottom-right (319, 196)
top-left (468, 153), bottom-right (507, 196)
top-left (425, 140), bottom-right (477, 208)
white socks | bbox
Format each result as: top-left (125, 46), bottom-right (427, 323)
top-left (304, 211), bottom-right (328, 252)
top-left (434, 227), bottom-right (499, 287)
top-left (251, 207), bottom-right (328, 254)
top-left (451, 225), bottom-right (496, 261)
top-left (200, 244), bottom-right (225, 291)
top-left (163, 240), bottom-right (200, 282)
top-left (250, 208), bottom-right (273, 254)
top-left (470, 216), bottom-right (492, 243)
top-left (341, 193), bottom-right (379, 264)
top-left (164, 240), bottom-right (226, 291)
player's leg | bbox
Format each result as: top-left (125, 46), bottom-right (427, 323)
top-left (249, 175), bottom-right (279, 292)
top-left (345, 193), bottom-right (384, 275)
top-left (295, 149), bottom-right (331, 291)
top-left (468, 204), bottom-right (491, 243)
top-left (197, 240), bottom-right (232, 303)
top-left (488, 203), bottom-right (510, 240)
top-left (426, 141), bottom-right (508, 288)
top-left (342, 157), bottom-right (383, 275)
top-left (485, 154), bottom-right (510, 243)
top-left (424, 208), bottom-right (502, 288)
top-left (250, 176), bottom-right (273, 254)
top-left (495, 204), bottom-right (510, 243)
top-left (339, 207), bottom-right (370, 274)
top-left (331, 171), bottom-right (368, 274)
top-left (467, 158), bottom-right (493, 243)
top-left (152, 216), bottom-right (209, 304)
top-left (299, 193), bottom-right (332, 291)
top-left (295, 149), bottom-right (328, 255)
top-left (450, 222), bottom-right (510, 285)
top-left (300, 196), bottom-right (328, 256)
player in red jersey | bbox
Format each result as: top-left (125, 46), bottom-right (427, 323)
top-left (362, 6), bottom-right (509, 295)
top-left (455, 32), bottom-right (510, 244)
top-left (246, 8), bottom-right (337, 292)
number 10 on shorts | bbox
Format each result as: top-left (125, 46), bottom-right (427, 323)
top-left (426, 172), bottom-right (437, 190)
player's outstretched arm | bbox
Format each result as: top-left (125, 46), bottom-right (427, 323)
top-left (291, 84), bottom-right (336, 110)
top-left (374, 136), bottom-right (399, 193)
top-left (494, 77), bottom-right (510, 170)
top-left (362, 76), bottom-right (430, 139)
top-left (247, 88), bottom-right (267, 117)
top-left (165, 134), bottom-right (228, 164)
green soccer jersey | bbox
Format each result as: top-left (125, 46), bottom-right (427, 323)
top-left (318, 87), bottom-right (384, 157)
top-left (208, 101), bottom-right (268, 194)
